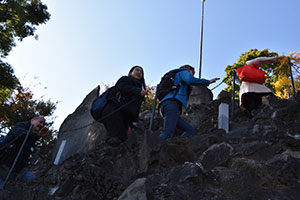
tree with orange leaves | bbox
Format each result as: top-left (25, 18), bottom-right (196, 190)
top-left (224, 49), bottom-right (281, 96)
top-left (0, 85), bottom-right (56, 135)
top-left (272, 52), bottom-right (300, 98)
top-left (224, 49), bottom-right (299, 99)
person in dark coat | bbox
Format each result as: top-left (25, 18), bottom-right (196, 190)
top-left (0, 115), bottom-right (49, 184)
top-left (102, 66), bottom-right (147, 145)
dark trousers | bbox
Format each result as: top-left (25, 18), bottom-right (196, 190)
top-left (243, 92), bottom-right (273, 113)
top-left (102, 103), bottom-right (129, 142)
top-left (160, 99), bottom-right (194, 140)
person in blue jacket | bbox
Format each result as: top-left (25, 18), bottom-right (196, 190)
top-left (159, 65), bottom-right (219, 140)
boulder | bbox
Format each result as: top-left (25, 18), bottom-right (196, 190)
top-left (117, 178), bottom-right (148, 200)
top-left (187, 85), bottom-right (213, 106)
top-left (52, 86), bottom-right (106, 164)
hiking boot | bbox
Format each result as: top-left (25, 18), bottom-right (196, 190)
top-left (106, 137), bottom-right (121, 146)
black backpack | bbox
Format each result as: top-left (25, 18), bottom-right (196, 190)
top-left (90, 87), bottom-right (114, 122)
top-left (156, 69), bottom-right (185, 101)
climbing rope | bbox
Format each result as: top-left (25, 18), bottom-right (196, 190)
top-left (58, 98), bottom-right (136, 134)
top-left (209, 77), bottom-right (229, 91)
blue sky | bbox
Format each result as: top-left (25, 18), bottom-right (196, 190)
top-left (4, 0), bottom-right (300, 129)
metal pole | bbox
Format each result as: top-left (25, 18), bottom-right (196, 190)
top-left (198, 0), bottom-right (205, 78)
top-left (1, 125), bottom-right (33, 189)
top-left (149, 89), bottom-right (158, 131)
top-left (288, 57), bottom-right (296, 96)
top-left (232, 70), bottom-right (236, 119)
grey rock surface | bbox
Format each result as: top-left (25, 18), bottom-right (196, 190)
top-left (2, 91), bottom-right (300, 200)
top-left (53, 86), bottom-right (106, 164)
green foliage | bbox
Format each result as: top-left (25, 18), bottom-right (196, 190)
top-left (0, 0), bottom-right (50, 57)
top-left (0, 59), bottom-right (19, 106)
top-left (0, 59), bottom-right (19, 89)
top-left (224, 49), bottom-right (282, 97)
top-left (141, 86), bottom-right (157, 111)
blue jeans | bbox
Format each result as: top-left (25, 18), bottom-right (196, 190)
top-left (160, 99), bottom-right (195, 140)
top-left (22, 171), bottom-right (36, 181)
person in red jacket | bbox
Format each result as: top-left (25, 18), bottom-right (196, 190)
top-left (239, 56), bottom-right (284, 117)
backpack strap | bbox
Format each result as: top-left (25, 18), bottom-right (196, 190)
top-left (171, 68), bottom-right (187, 98)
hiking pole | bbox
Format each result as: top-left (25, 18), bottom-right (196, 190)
top-left (232, 70), bottom-right (236, 119)
top-left (149, 88), bottom-right (158, 131)
top-left (1, 125), bottom-right (33, 189)
top-left (288, 57), bottom-right (296, 96)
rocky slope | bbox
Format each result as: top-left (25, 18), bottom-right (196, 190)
top-left (1, 91), bottom-right (300, 200)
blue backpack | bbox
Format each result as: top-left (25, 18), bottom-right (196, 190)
top-left (90, 87), bottom-right (114, 122)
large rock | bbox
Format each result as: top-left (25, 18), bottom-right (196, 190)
top-left (52, 86), bottom-right (106, 164)
top-left (138, 131), bottom-right (197, 174)
top-left (187, 85), bottom-right (213, 106)
top-left (216, 90), bottom-right (232, 104)
top-left (117, 178), bottom-right (148, 200)
top-left (199, 142), bottom-right (234, 170)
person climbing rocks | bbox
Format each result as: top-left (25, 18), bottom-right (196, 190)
top-left (159, 64), bottom-right (219, 140)
top-left (102, 66), bottom-right (147, 146)
top-left (0, 115), bottom-right (49, 186)
top-left (237, 56), bottom-right (284, 117)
